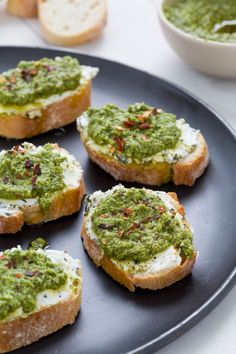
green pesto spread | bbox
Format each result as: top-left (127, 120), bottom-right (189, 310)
top-left (0, 143), bottom-right (66, 212)
top-left (164, 0), bottom-right (236, 43)
top-left (86, 103), bottom-right (181, 162)
top-left (0, 56), bottom-right (81, 106)
top-left (91, 187), bottom-right (194, 267)
top-left (27, 237), bottom-right (49, 250)
top-left (0, 248), bottom-right (67, 321)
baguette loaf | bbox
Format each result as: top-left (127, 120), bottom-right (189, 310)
top-left (77, 104), bottom-right (209, 186)
top-left (81, 185), bottom-right (197, 292)
top-left (7, 0), bottom-right (38, 18)
top-left (0, 142), bottom-right (85, 234)
top-left (0, 246), bottom-right (82, 353)
top-left (38, 0), bottom-right (107, 46)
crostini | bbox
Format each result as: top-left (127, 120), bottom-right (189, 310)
top-left (77, 103), bottom-right (209, 186)
top-left (0, 142), bottom-right (85, 234)
top-left (0, 244), bottom-right (82, 353)
top-left (0, 56), bottom-right (98, 139)
top-left (81, 185), bottom-right (197, 291)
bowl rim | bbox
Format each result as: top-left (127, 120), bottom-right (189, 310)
top-left (158, 0), bottom-right (236, 48)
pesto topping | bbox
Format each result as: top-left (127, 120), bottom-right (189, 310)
top-left (91, 187), bottom-right (194, 264)
top-left (0, 248), bottom-right (67, 321)
top-left (27, 237), bottom-right (49, 250)
top-left (0, 56), bottom-right (81, 106)
top-left (163, 0), bottom-right (236, 43)
top-left (0, 143), bottom-right (66, 212)
top-left (86, 103), bottom-right (181, 162)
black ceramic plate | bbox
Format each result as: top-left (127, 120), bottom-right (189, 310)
top-left (0, 46), bottom-right (235, 354)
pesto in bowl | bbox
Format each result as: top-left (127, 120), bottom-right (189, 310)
top-left (163, 0), bottom-right (236, 43)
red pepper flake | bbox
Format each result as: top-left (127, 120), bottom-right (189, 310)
top-left (2, 176), bottom-right (9, 184)
top-left (33, 163), bottom-right (41, 176)
top-left (10, 76), bottom-right (16, 84)
top-left (123, 120), bottom-right (135, 128)
top-left (118, 230), bottom-right (125, 238)
top-left (100, 214), bottom-right (108, 218)
top-left (130, 222), bottom-right (140, 231)
top-left (159, 206), bottom-right (165, 213)
top-left (140, 134), bottom-right (149, 141)
top-left (31, 176), bottom-right (37, 186)
top-left (114, 137), bottom-right (125, 152)
top-left (123, 208), bottom-right (132, 217)
top-left (0, 255), bottom-right (5, 260)
top-left (15, 273), bottom-right (22, 278)
top-left (13, 259), bottom-right (17, 269)
top-left (16, 173), bottom-right (22, 180)
top-left (6, 261), bottom-right (12, 269)
top-left (44, 64), bottom-right (55, 72)
top-left (21, 69), bottom-right (31, 82)
top-left (13, 144), bottom-right (24, 153)
top-left (25, 159), bottom-right (33, 169)
top-left (30, 69), bottom-right (38, 76)
top-left (139, 123), bottom-right (151, 130)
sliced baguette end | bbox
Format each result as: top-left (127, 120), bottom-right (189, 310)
top-left (7, 0), bottom-right (38, 18)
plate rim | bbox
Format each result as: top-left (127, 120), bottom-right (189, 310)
top-left (0, 45), bottom-right (235, 354)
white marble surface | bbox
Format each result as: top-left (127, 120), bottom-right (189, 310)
top-left (0, 0), bottom-right (235, 353)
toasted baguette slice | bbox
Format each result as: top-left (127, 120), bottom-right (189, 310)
top-left (7, 0), bottom-right (38, 18)
top-left (0, 143), bottom-right (85, 234)
top-left (0, 63), bottom-right (98, 139)
top-left (0, 247), bottom-right (82, 353)
top-left (38, 0), bottom-right (107, 46)
top-left (81, 185), bottom-right (197, 292)
top-left (77, 106), bottom-right (209, 187)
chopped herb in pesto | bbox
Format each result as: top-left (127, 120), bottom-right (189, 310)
top-left (0, 143), bottom-right (66, 212)
top-left (91, 187), bottom-right (194, 264)
top-left (0, 249), bottom-right (67, 321)
top-left (163, 0), bottom-right (236, 43)
top-left (27, 237), bottom-right (49, 250)
top-left (0, 56), bottom-right (81, 106)
top-left (86, 103), bottom-right (181, 161)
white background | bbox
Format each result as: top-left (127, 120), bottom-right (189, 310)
top-left (0, 0), bottom-right (235, 353)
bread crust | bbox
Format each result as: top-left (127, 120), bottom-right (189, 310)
top-left (79, 130), bottom-right (209, 186)
top-left (81, 192), bottom-right (197, 292)
top-left (0, 81), bottom-right (91, 139)
top-left (0, 274), bottom-right (82, 353)
top-left (0, 146), bottom-right (86, 234)
top-left (38, 0), bottom-right (107, 46)
top-left (7, 0), bottom-right (38, 18)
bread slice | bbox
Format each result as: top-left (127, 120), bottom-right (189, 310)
top-left (38, 0), bottom-right (107, 46)
top-left (7, 0), bottom-right (38, 18)
top-left (0, 246), bottom-right (82, 353)
top-left (0, 64), bottom-right (98, 139)
top-left (0, 142), bottom-right (85, 234)
top-left (77, 106), bottom-right (209, 186)
top-left (81, 185), bottom-right (197, 292)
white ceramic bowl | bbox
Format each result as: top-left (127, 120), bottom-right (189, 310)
top-left (158, 0), bottom-right (236, 78)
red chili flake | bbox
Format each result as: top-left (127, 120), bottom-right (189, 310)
top-left (13, 144), bottom-right (24, 152)
top-left (2, 176), bottom-right (9, 184)
top-left (159, 206), bottom-right (165, 213)
top-left (139, 123), bottom-right (151, 130)
top-left (10, 76), bottom-right (16, 84)
top-left (118, 230), bottom-right (125, 238)
top-left (25, 159), bottom-right (33, 169)
top-left (114, 137), bottom-right (125, 152)
top-left (24, 171), bottom-right (30, 177)
top-left (123, 120), bottom-right (135, 128)
top-left (21, 69), bottom-right (31, 82)
top-left (100, 214), bottom-right (108, 218)
top-left (130, 222), bottom-right (140, 230)
top-left (31, 176), bottom-right (37, 186)
top-left (30, 69), bottom-right (38, 76)
top-left (140, 134), bottom-right (149, 141)
top-left (16, 173), bottom-right (22, 180)
top-left (0, 255), bottom-right (5, 260)
top-left (33, 163), bottom-right (41, 176)
top-left (15, 273), bottom-right (22, 278)
top-left (123, 208), bottom-right (132, 217)
top-left (44, 64), bottom-right (55, 72)
top-left (13, 259), bottom-right (17, 269)
top-left (6, 261), bottom-right (12, 269)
